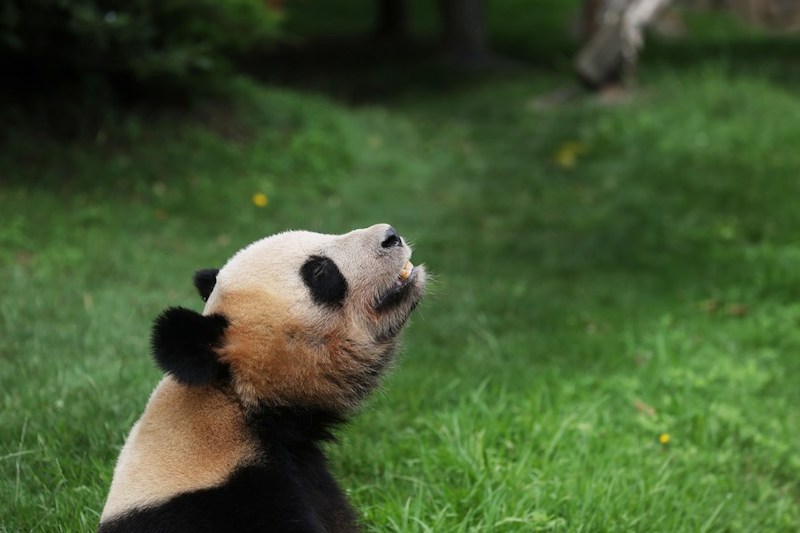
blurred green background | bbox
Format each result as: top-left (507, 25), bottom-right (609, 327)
top-left (1, 1), bottom-right (799, 531)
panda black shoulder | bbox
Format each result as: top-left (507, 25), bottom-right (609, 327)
top-left (99, 406), bottom-right (358, 533)
top-left (98, 462), bottom-right (357, 533)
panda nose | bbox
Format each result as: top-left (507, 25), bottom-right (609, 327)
top-left (381, 227), bottom-right (402, 248)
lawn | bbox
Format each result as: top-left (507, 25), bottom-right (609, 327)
top-left (2, 2), bottom-right (800, 531)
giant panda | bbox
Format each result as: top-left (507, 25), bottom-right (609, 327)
top-left (98, 224), bottom-right (426, 532)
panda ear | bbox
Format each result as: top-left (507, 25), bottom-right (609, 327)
top-left (193, 269), bottom-right (219, 302)
top-left (151, 307), bottom-right (229, 386)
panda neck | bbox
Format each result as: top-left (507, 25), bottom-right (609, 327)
top-left (246, 405), bottom-right (348, 453)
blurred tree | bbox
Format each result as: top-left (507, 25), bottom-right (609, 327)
top-left (575, 0), bottom-right (672, 90)
top-left (371, 0), bottom-right (490, 67)
top-left (375, 0), bottom-right (409, 39)
top-left (1, 0), bottom-right (282, 100)
top-left (728, 0), bottom-right (800, 30)
top-left (577, 0), bottom-right (800, 90)
top-left (439, 0), bottom-right (491, 67)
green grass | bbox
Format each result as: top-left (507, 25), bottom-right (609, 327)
top-left (2, 2), bottom-right (800, 531)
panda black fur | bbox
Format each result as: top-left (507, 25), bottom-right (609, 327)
top-left (99, 224), bottom-right (426, 532)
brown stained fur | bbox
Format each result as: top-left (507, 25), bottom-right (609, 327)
top-left (216, 287), bottom-right (392, 411)
top-left (196, 224), bottom-right (425, 413)
top-left (222, 314), bottom-right (387, 411)
top-left (101, 378), bottom-right (257, 520)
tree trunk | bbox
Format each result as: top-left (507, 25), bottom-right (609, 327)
top-left (575, 0), bottom-right (673, 90)
top-left (575, 0), bottom-right (626, 89)
top-left (375, 0), bottom-right (409, 39)
top-left (439, 0), bottom-right (491, 67)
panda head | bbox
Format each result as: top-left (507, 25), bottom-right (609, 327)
top-left (151, 224), bottom-right (426, 411)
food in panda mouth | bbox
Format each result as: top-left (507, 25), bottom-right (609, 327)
top-left (399, 260), bottom-right (414, 281)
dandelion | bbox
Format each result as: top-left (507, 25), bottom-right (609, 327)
top-left (658, 433), bottom-right (670, 445)
top-left (252, 193), bottom-right (269, 207)
top-left (554, 140), bottom-right (587, 169)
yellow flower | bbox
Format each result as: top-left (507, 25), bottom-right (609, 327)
top-left (252, 193), bottom-right (269, 207)
top-left (554, 141), bottom-right (587, 169)
top-left (658, 433), bottom-right (670, 445)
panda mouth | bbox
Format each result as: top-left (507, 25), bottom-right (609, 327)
top-left (374, 261), bottom-right (418, 312)
top-left (398, 260), bottom-right (414, 282)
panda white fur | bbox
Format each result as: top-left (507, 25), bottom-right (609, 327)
top-left (98, 224), bottom-right (426, 532)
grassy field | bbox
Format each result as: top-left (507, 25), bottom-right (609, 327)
top-left (2, 2), bottom-right (800, 531)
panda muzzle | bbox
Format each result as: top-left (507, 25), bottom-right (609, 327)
top-left (375, 265), bottom-right (419, 312)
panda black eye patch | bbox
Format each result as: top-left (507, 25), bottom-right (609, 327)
top-left (300, 255), bottom-right (348, 307)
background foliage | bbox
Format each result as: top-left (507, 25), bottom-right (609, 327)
top-left (1, 0), bottom-right (282, 97)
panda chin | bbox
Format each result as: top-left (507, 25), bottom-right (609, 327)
top-left (374, 267), bottom-right (421, 313)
